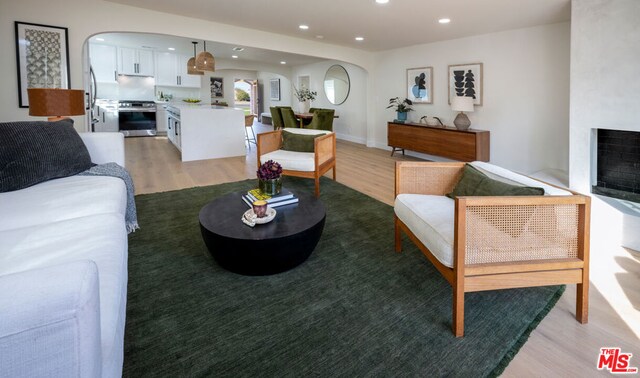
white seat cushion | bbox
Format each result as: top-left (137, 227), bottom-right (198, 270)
top-left (261, 150), bottom-right (315, 172)
top-left (0, 176), bottom-right (127, 232)
top-left (394, 194), bottom-right (455, 268)
top-left (282, 127), bottom-right (331, 136)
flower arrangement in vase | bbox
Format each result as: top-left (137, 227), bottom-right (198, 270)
top-left (387, 97), bottom-right (414, 122)
top-left (257, 160), bottom-right (283, 196)
top-left (293, 86), bottom-right (317, 113)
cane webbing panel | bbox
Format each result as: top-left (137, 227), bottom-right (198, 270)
top-left (397, 163), bottom-right (463, 196)
top-left (465, 204), bottom-right (579, 265)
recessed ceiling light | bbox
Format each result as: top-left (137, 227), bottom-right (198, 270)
top-left (95, 37), bottom-right (105, 42)
top-left (168, 47), bottom-right (175, 51)
top-left (376, 0), bottom-right (389, 4)
top-left (439, 18), bottom-right (451, 24)
top-left (299, 25), bottom-right (309, 30)
top-left (355, 37), bottom-right (364, 41)
top-left (316, 35), bottom-right (324, 39)
top-left (280, 61), bottom-right (287, 65)
top-left (232, 47), bottom-right (244, 51)
top-left (232, 55), bottom-right (238, 59)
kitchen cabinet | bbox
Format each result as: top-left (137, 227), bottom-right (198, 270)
top-left (119, 47), bottom-right (154, 76)
top-left (94, 105), bottom-right (119, 132)
top-left (156, 104), bottom-right (168, 133)
top-left (89, 44), bottom-right (117, 83)
top-left (154, 52), bottom-right (201, 88)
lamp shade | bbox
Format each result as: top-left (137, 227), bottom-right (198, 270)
top-left (187, 57), bottom-right (204, 75)
top-left (28, 88), bottom-right (85, 120)
top-left (195, 51), bottom-right (215, 72)
top-left (451, 96), bottom-right (474, 112)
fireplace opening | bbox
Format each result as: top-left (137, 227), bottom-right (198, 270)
top-left (592, 129), bottom-right (640, 203)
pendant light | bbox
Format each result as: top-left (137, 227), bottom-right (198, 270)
top-left (187, 42), bottom-right (204, 75)
top-left (195, 40), bottom-right (215, 72)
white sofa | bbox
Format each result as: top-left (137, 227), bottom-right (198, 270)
top-left (0, 133), bottom-right (128, 377)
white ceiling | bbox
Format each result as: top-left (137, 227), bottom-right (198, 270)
top-left (107, 0), bottom-right (571, 52)
top-left (90, 33), bottom-right (326, 66)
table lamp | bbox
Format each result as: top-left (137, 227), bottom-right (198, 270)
top-left (451, 96), bottom-right (474, 130)
top-left (28, 88), bottom-right (85, 122)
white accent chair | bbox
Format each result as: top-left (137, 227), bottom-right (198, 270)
top-left (257, 128), bottom-right (336, 197)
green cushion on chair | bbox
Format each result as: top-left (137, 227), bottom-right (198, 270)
top-left (281, 130), bottom-right (321, 152)
top-left (447, 164), bottom-right (544, 198)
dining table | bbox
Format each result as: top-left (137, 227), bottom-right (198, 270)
top-left (294, 112), bottom-right (339, 128)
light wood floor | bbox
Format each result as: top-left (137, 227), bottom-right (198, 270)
top-left (125, 125), bottom-right (639, 377)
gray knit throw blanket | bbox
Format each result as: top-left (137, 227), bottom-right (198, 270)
top-left (78, 162), bottom-right (139, 233)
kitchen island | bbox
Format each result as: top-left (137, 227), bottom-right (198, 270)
top-left (166, 103), bottom-right (245, 162)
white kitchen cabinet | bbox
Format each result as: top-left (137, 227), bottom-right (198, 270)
top-left (90, 44), bottom-right (117, 83)
top-left (154, 52), bottom-right (201, 88)
top-left (118, 47), bottom-right (154, 76)
top-left (94, 105), bottom-right (118, 132)
top-left (156, 104), bottom-right (168, 133)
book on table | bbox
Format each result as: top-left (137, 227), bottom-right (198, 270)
top-left (242, 187), bottom-right (298, 208)
top-left (247, 188), bottom-right (294, 203)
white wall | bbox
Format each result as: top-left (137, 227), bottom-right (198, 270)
top-left (257, 72), bottom-right (292, 112)
top-left (0, 0), bottom-right (371, 130)
top-left (372, 22), bottom-right (571, 174)
top-left (291, 61), bottom-right (368, 143)
top-left (569, 0), bottom-right (640, 192)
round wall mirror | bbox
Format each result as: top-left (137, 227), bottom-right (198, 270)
top-left (324, 65), bottom-right (350, 105)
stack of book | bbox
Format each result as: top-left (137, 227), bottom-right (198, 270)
top-left (241, 188), bottom-right (299, 208)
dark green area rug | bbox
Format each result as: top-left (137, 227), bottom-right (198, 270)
top-left (124, 177), bottom-right (564, 377)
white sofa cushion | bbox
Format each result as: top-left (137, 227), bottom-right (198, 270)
top-left (0, 212), bottom-right (128, 378)
top-left (281, 127), bottom-right (331, 136)
top-left (0, 261), bottom-right (102, 378)
top-left (395, 194), bottom-right (456, 268)
top-left (261, 150), bottom-right (316, 172)
top-left (0, 176), bottom-right (126, 232)
top-left (79, 132), bottom-right (125, 167)
top-left (470, 161), bottom-right (572, 196)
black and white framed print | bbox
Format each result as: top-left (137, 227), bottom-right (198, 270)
top-left (270, 78), bottom-right (281, 101)
top-left (210, 77), bottom-right (224, 98)
top-left (407, 67), bottom-right (433, 104)
top-left (15, 21), bottom-right (70, 108)
top-left (448, 63), bottom-right (483, 106)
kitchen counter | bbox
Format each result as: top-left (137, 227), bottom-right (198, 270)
top-left (165, 104), bottom-right (245, 162)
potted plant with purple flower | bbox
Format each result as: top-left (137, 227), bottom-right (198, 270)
top-left (257, 160), bottom-right (283, 196)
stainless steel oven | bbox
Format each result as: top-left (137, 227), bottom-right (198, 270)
top-left (118, 100), bottom-right (157, 137)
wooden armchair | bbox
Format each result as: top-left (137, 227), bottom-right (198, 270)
top-left (257, 129), bottom-right (336, 197)
top-left (394, 161), bottom-right (591, 337)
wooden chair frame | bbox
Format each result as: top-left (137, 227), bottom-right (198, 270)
top-left (394, 162), bottom-right (590, 337)
top-left (257, 130), bottom-right (336, 197)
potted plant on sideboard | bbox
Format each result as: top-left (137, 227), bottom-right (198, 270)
top-left (387, 97), bottom-right (413, 122)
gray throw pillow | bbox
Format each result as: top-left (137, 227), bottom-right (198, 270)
top-left (0, 120), bottom-right (93, 192)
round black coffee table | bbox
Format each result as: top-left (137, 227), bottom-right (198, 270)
top-left (199, 191), bottom-right (325, 275)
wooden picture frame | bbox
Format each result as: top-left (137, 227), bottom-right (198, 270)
top-left (210, 77), bottom-right (224, 98)
top-left (448, 63), bottom-right (483, 106)
top-left (407, 67), bottom-right (433, 104)
top-left (270, 78), bottom-right (281, 101)
top-left (15, 21), bottom-right (70, 108)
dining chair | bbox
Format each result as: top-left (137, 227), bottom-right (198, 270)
top-left (280, 107), bottom-right (299, 128)
top-left (244, 114), bottom-right (257, 149)
top-left (306, 109), bottom-right (335, 131)
top-left (269, 107), bottom-right (284, 130)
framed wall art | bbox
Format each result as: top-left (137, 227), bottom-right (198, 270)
top-left (210, 77), bottom-right (224, 98)
top-left (407, 67), bottom-right (433, 104)
top-left (270, 78), bottom-right (281, 101)
top-left (448, 63), bottom-right (483, 106)
top-left (15, 21), bottom-right (70, 108)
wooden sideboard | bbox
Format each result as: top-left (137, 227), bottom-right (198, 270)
top-left (388, 122), bottom-right (490, 162)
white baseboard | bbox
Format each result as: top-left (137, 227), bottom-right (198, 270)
top-left (335, 133), bottom-right (366, 144)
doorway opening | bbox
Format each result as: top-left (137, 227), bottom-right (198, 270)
top-left (234, 79), bottom-right (258, 115)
